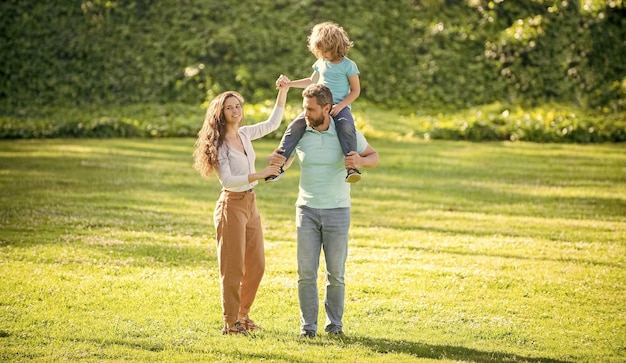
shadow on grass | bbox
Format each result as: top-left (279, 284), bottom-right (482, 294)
top-left (406, 240), bottom-right (623, 268)
top-left (303, 335), bottom-right (573, 363)
top-left (71, 334), bottom-right (572, 363)
top-left (72, 336), bottom-right (321, 363)
top-left (364, 140), bottom-right (626, 223)
top-left (104, 241), bottom-right (217, 267)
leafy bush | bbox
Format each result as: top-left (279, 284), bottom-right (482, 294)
top-left (1, 102), bottom-right (622, 144)
top-left (0, 0), bottom-right (623, 112)
top-left (415, 103), bottom-right (626, 143)
top-left (0, 104), bottom-right (201, 139)
top-left (1, 0), bottom-right (623, 142)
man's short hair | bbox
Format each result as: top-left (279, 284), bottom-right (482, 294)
top-left (302, 84), bottom-right (333, 107)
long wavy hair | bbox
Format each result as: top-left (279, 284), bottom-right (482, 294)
top-left (308, 22), bottom-right (353, 60)
top-left (193, 91), bottom-right (245, 177)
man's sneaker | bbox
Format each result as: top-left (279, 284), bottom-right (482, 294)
top-left (299, 330), bottom-right (316, 339)
top-left (345, 168), bottom-right (361, 183)
top-left (325, 325), bottom-right (344, 335)
top-left (222, 321), bottom-right (248, 335)
top-left (265, 168), bottom-right (285, 182)
top-left (240, 316), bottom-right (262, 331)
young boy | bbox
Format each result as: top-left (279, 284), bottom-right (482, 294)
top-left (266, 22), bottom-right (361, 183)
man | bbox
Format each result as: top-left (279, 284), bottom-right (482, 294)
top-left (269, 83), bottom-right (379, 338)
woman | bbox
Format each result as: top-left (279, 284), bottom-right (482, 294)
top-left (193, 78), bottom-right (289, 335)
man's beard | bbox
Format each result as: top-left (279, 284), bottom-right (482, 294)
top-left (305, 115), bottom-right (324, 128)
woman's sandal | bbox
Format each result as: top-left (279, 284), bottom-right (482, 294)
top-left (222, 321), bottom-right (248, 335)
top-left (240, 316), bottom-right (262, 331)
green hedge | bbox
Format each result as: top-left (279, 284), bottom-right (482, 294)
top-left (1, 102), bottom-right (622, 143)
top-left (0, 0), bottom-right (624, 113)
top-left (419, 105), bottom-right (626, 143)
top-left (0, 103), bottom-right (203, 139)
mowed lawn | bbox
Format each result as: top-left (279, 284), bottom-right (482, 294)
top-left (0, 137), bottom-right (624, 362)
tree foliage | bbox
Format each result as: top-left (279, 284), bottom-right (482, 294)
top-left (0, 0), bottom-right (623, 113)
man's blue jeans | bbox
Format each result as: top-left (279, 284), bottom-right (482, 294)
top-left (296, 205), bottom-right (350, 333)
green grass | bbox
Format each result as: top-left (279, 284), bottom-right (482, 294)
top-left (1, 136), bottom-right (625, 362)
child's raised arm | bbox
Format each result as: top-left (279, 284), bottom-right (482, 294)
top-left (282, 71), bottom-right (319, 89)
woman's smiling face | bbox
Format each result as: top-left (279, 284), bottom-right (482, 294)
top-left (222, 96), bottom-right (243, 125)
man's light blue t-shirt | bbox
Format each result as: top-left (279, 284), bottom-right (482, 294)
top-left (294, 117), bottom-right (367, 209)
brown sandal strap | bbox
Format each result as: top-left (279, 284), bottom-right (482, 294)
top-left (222, 321), bottom-right (248, 335)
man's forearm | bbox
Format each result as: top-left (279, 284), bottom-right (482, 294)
top-left (359, 152), bottom-right (379, 168)
top-left (347, 148), bottom-right (378, 170)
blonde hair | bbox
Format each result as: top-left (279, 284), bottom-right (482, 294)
top-left (307, 22), bottom-right (353, 60)
top-left (193, 91), bottom-right (244, 177)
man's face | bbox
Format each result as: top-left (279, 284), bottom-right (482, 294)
top-left (302, 96), bottom-right (328, 129)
